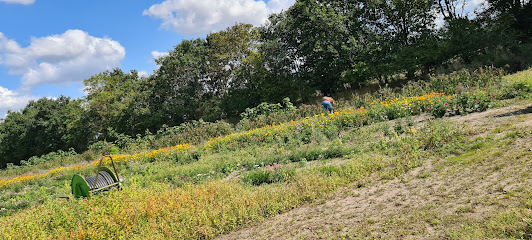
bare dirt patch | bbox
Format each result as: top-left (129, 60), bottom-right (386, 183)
top-left (217, 102), bottom-right (532, 240)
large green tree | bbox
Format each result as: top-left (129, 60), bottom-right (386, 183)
top-left (486, 0), bottom-right (532, 40)
top-left (149, 38), bottom-right (208, 125)
top-left (205, 23), bottom-right (259, 118)
top-left (0, 96), bottom-right (89, 167)
top-left (262, 0), bottom-right (361, 95)
top-left (379, 0), bottom-right (437, 78)
top-left (84, 69), bottom-right (147, 139)
top-left (256, 12), bottom-right (310, 101)
top-left (206, 23), bottom-right (256, 98)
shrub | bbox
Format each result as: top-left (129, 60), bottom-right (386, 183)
top-left (143, 120), bottom-right (234, 150)
top-left (20, 148), bottom-right (77, 167)
top-left (427, 68), bottom-right (504, 94)
top-left (501, 78), bottom-right (532, 99)
top-left (237, 104), bottom-right (321, 131)
top-left (240, 97), bottom-right (297, 121)
top-left (241, 163), bottom-right (295, 185)
top-left (454, 90), bottom-right (493, 115)
top-left (427, 97), bottom-right (452, 118)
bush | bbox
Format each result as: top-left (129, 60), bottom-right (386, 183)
top-left (501, 78), bottom-right (532, 99)
top-left (241, 163), bottom-right (295, 185)
top-left (149, 120), bottom-right (234, 149)
top-left (88, 141), bottom-right (116, 155)
top-left (240, 98), bottom-right (296, 121)
top-left (427, 97), bottom-right (453, 118)
top-left (20, 148), bottom-right (77, 167)
top-left (237, 104), bottom-right (321, 132)
top-left (454, 90), bottom-right (493, 115)
top-left (427, 68), bottom-right (504, 94)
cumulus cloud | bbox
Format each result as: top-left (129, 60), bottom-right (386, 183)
top-left (151, 50), bottom-right (169, 60)
top-left (0, 86), bottom-right (37, 118)
top-left (266, 0), bottom-right (295, 13)
top-left (0, 0), bottom-right (34, 5)
top-left (138, 70), bottom-right (149, 78)
top-left (0, 30), bottom-right (125, 91)
top-left (143, 0), bottom-right (295, 36)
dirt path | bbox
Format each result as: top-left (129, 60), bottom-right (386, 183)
top-left (217, 102), bottom-right (532, 240)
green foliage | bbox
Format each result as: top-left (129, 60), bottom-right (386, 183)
top-left (416, 120), bottom-right (466, 151)
top-left (454, 90), bottom-right (493, 115)
top-left (88, 140), bottom-right (115, 152)
top-left (84, 69), bottom-right (147, 138)
top-left (427, 68), bottom-right (504, 94)
top-left (0, 96), bottom-right (90, 168)
top-left (146, 120), bottom-right (234, 151)
top-left (394, 119), bottom-right (405, 135)
top-left (206, 23), bottom-right (256, 99)
top-left (109, 147), bottom-right (119, 155)
top-left (501, 74), bottom-right (532, 99)
top-left (149, 38), bottom-right (209, 127)
top-left (241, 163), bottom-right (295, 185)
top-left (240, 98), bottom-right (296, 121)
top-left (237, 104), bottom-right (321, 131)
top-left (240, 102), bottom-right (283, 120)
top-left (19, 148), bottom-right (77, 167)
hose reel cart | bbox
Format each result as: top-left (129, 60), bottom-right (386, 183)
top-left (71, 155), bottom-right (124, 198)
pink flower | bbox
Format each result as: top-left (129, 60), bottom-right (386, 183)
top-left (445, 103), bottom-right (448, 106)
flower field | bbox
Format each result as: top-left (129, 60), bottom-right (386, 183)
top-left (0, 91), bottom-right (475, 189)
top-left (0, 143), bottom-right (192, 189)
top-left (0, 68), bottom-right (530, 239)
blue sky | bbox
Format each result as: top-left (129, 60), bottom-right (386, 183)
top-left (0, 0), bottom-right (295, 118)
top-left (0, 0), bottom-right (483, 118)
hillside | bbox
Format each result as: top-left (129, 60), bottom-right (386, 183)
top-left (2, 0), bottom-right (532, 169)
top-left (0, 69), bottom-right (531, 239)
top-left (218, 102), bottom-right (532, 239)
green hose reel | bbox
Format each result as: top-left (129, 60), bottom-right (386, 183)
top-left (71, 155), bottom-right (124, 198)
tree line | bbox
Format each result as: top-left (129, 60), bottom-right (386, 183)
top-left (1, 0), bottom-right (530, 168)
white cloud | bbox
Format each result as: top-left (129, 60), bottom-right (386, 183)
top-left (0, 0), bottom-right (34, 5)
top-left (0, 86), bottom-right (37, 118)
top-left (0, 30), bottom-right (125, 91)
top-left (138, 70), bottom-right (149, 78)
top-left (151, 50), bottom-right (169, 60)
top-left (143, 0), bottom-right (295, 36)
top-left (266, 0), bottom-right (294, 13)
top-left (464, 0), bottom-right (486, 17)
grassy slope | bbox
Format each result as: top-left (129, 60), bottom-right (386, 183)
top-left (0, 69), bottom-right (530, 239)
top-left (218, 101), bottom-right (532, 239)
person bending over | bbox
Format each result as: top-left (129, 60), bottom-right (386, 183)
top-left (321, 96), bottom-right (335, 115)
